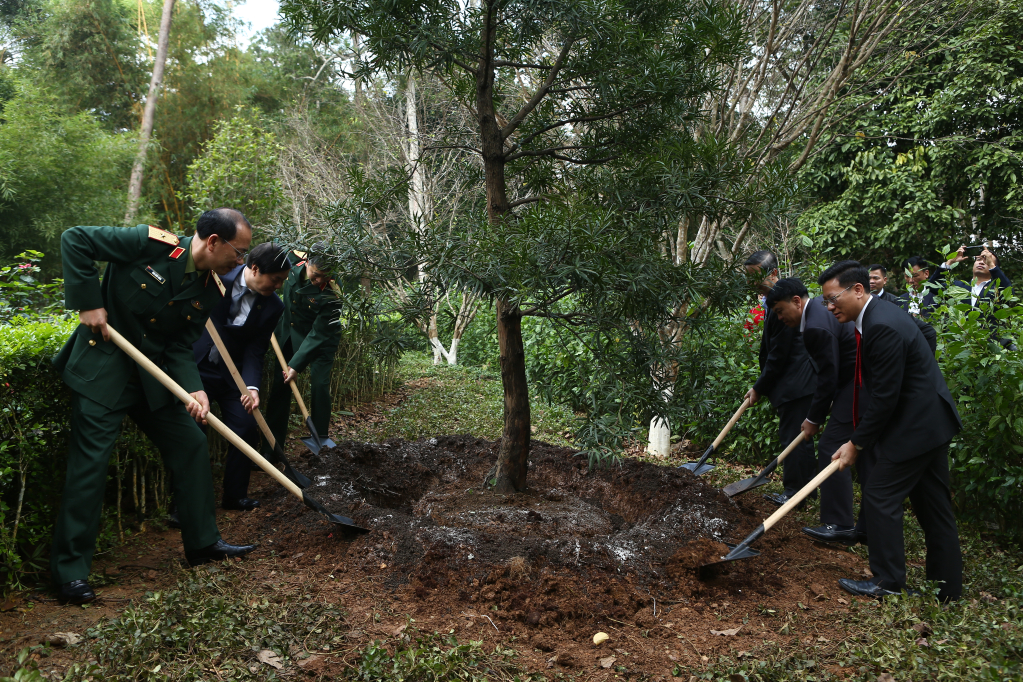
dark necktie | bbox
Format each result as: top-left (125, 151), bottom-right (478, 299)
top-left (853, 328), bottom-right (862, 427)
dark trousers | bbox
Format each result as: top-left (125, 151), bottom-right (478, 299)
top-left (816, 414), bottom-right (854, 526)
top-left (201, 372), bottom-right (259, 502)
top-left (864, 441), bottom-right (962, 601)
top-left (51, 386), bottom-right (220, 584)
top-left (265, 339), bottom-right (334, 450)
top-left (854, 444), bottom-right (877, 538)
top-left (776, 394), bottom-right (817, 496)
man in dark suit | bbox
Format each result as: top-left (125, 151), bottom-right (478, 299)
top-left (820, 260), bottom-right (962, 601)
top-left (765, 278), bottom-right (859, 543)
top-left (743, 251), bottom-right (818, 506)
top-left (193, 243), bottom-right (290, 510)
top-left (868, 265), bottom-right (899, 303)
top-left (896, 256), bottom-right (938, 318)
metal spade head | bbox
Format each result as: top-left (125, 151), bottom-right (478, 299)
top-left (301, 491), bottom-right (370, 534)
top-left (722, 474), bottom-right (770, 497)
top-left (697, 541), bottom-right (761, 578)
top-left (680, 461), bottom-right (716, 476)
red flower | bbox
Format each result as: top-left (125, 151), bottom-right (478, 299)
top-left (743, 304), bottom-right (765, 331)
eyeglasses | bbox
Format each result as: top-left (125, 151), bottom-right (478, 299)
top-left (223, 238), bottom-right (248, 262)
top-left (821, 285), bottom-right (855, 307)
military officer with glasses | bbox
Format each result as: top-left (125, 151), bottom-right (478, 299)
top-left (50, 208), bottom-right (258, 605)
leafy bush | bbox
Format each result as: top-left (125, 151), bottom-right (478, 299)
top-left (932, 288), bottom-right (1023, 538)
top-left (0, 250), bottom-right (66, 323)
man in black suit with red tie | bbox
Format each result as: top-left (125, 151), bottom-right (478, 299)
top-left (193, 243), bottom-right (290, 510)
top-left (819, 260), bottom-right (962, 601)
top-left (765, 278), bottom-right (859, 543)
top-left (743, 251), bottom-right (818, 506)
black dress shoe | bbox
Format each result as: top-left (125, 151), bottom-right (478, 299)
top-left (763, 492), bottom-right (807, 509)
top-left (803, 524), bottom-right (857, 544)
top-left (185, 540), bottom-right (257, 567)
top-left (838, 578), bottom-right (903, 599)
top-left (222, 498), bottom-right (260, 511)
top-left (58, 579), bottom-right (96, 605)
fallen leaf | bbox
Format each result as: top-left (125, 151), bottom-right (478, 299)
top-left (912, 622), bottom-right (932, 637)
top-left (393, 624), bottom-right (407, 636)
top-left (915, 637), bottom-right (929, 647)
top-left (711, 627), bottom-right (741, 636)
top-left (298, 655), bottom-right (322, 669)
top-left (257, 649), bottom-right (284, 670)
top-left (599, 655), bottom-right (616, 668)
top-left (837, 598), bottom-right (849, 605)
top-left (44, 632), bottom-right (81, 648)
top-left (146, 570), bottom-right (157, 580)
top-left (0, 597), bottom-right (20, 612)
top-left (935, 639), bottom-right (948, 644)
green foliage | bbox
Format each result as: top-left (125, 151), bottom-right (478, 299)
top-left (65, 567), bottom-right (348, 681)
top-left (0, 649), bottom-right (47, 682)
top-left (346, 631), bottom-right (532, 682)
top-left (0, 80), bottom-right (134, 270)
top-left (933, 288), bottom-right (1023, 537)
top-left (11, 0), bottom-right (146, 131)
top-left (798, 2), bottom-right (1023, 278)
top-left (0, 250), bottom-right (66, 322)
top-left (184, 113), bottom-right (286, 228)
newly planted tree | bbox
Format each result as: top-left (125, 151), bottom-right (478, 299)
top-left (283, 0), bottom-right (746, 492)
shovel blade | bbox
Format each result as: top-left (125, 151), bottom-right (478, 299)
top-left (301, 490), bottom-right (370, 534)
top-left (300, 436), bottom-right (321, 455)
top-left (680, 461), bottom-right (715, 476)
top-left (722, 475), bottom-right (769, 498)
top-left (697, 541), bottom-right (761, 577)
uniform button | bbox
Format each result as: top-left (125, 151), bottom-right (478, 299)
top-left (89, 340), bottom-right (96, 346)
top-left (141, 283), bottom-right (146, 289)
top-left (150, 318), bottom-right (156, 323)
top-left (291, 322), bottom-right (294, 326)
top-left (187, 315), bottom-right (191, 320)
top-left (168, 301), bottom-right (174, 306)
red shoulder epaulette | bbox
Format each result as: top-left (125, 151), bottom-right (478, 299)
top-left (169, 246), bottom-right (185, 260)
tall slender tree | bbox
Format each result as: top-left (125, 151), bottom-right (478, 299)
top-left (283, 0), bottom-right (746, 492)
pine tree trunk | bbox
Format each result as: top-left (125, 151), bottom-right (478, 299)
top-left (477, 2), bottom-right (530, 492)
top-left (124, 0), bottom-right (176, 225)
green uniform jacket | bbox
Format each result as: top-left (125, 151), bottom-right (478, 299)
top-left (274, 254), bottom-right (343, 372)
top-left (53, 224), bottom-right (225, 410)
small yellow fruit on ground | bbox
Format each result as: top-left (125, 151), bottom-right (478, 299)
top-left (593, 632), bottom-right (610, 645)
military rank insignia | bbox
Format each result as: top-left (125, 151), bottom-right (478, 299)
top-left (145, 266), bottom-right (166, 284)
top-left (148, 226), bottom-right (180, 246)
top-left (191, 300), bottom-right (203, 310)
top-left (169, 247), bottom-right (186, 260)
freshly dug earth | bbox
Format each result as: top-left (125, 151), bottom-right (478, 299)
top-left (242, 435), bottom-right (870, 676)
top-left (1, 435), bottom-right (871, 680)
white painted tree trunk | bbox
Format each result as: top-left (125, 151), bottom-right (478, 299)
top-left (646, 416), bottom-right (671, 458)
top-left (124, 0), bottom-right (176, 225)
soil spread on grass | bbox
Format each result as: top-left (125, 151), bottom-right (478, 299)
top-left (2, 434), bottom-right (871, 680)
top-left (242, 435), bottom-right (870, 676)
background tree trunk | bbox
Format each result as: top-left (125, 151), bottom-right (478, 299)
top-left (124, 0), bottom-right (175, 225)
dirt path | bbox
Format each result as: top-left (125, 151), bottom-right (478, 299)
top-left (1, 425), bottom-right (872, 680)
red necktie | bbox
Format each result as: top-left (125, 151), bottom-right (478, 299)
top-left (853, 328), bottom-right (862, 427)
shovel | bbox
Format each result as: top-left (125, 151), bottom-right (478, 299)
top-left (107, 325), bottom-right (369, 534)
top-left (270, 333), bottom-right (337, 455)
top-left (204, 320), bottom-right (312, 489)
top-left (700, 459), bottom-right (841, 574)
top-left (679, 397), bottom-right (751, 476)
top-left (722, 432), bottom-right (806, 498)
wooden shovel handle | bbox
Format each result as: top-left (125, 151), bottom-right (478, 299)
top-left (761, 460), bottom-right (841, 533)
top-left (711, 397), bottom-right (751, 449)
top-left (204, 319), bottom-right (278, 449)
top-left (270, 332), bottom-right (311, 420)
top-left (774, 431), bottom-right (806, 466)
top-left (106, 325), bottom-right (303, 500)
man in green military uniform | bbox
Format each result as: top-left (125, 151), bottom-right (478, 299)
top-left (52, 208), bottom-right (258, 605)
top-left (265, 246), bottom-right (342, 451)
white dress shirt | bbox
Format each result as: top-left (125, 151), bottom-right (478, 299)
top-left (209, 268), bottom-right (260, 392)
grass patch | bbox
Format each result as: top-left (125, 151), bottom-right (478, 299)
top-left (62, 566), bottom-right (347, 681)
top-left (349, 352), bottom-right (578, 448)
